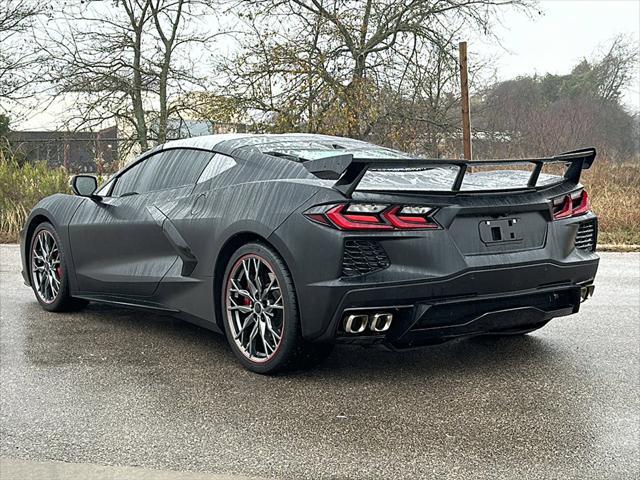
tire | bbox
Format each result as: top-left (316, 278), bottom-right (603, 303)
top-left (221, 242), bottom-right (333, 374)
top-left (29, 222), bottom-right (88, 312)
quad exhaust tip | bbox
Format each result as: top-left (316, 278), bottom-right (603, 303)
top-left (344, 313), bottom-right (393, 334)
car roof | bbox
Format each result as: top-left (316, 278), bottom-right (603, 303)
top-left (160, 133), bottom-right (373, 153)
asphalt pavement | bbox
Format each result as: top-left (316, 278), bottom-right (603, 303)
top-left (1, 244), bottom-right (638, 479)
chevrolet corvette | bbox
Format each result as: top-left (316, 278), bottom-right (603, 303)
top-left (21, 134), bottom-right (599, 373)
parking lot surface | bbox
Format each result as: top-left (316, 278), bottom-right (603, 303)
top-left (1, 245), bottom-right (638, 479)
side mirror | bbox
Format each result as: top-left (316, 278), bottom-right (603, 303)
top-left (70, 175), bottom-right (98, 197)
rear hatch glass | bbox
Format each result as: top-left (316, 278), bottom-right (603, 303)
top-left (358, 165), bottom-right (562, 192)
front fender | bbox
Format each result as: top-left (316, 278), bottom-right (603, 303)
top-left (20, 194), bottom-right (86, 288)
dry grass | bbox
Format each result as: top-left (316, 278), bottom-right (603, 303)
top-left (0, 153), bottom-right (638, 245)
top-left (581, 158), bottom-right (640, 245)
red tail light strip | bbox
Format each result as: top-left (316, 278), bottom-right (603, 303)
top-left (553, 190), bottom-right (591, 220)
top-left (310, 204), bottom-right (440, 231)
top-left (326, 205), bottom-right (393, 230)
top-left (554, 195), bottom-right (573, 219)
top-left (383, 206), bottom-right (439, 229)
top-left (572, 190), bottom-right (591, 216)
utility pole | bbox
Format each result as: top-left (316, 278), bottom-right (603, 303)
top-left (459, 41), bottom-right (472, 160)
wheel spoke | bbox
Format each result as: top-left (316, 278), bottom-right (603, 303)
top-left (37, 234), bottom-right (46, 257)
top-left (265, 316), bottom-right (281, 342)
top-left (252, 257), bottom-right (263, 293)
top-left (228, 302), bottom-right (253, 314)
top-left (247, 322), bottom-right (260, 357)
top-left (242, 259), bottom-right (259, 298)
top-left (260, 273), bottom-right (280, 300)
top-left (234, 313), bottom-right (256, 340)
top-left (267, 294), bottom-right (284, 311)
top-left (230, 279), bottom-right (253, 300)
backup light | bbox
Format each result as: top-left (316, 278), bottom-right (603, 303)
top-left (345, 204), bottom-right (388, 213)
top-left (399, 206), bottom-right (433, 215)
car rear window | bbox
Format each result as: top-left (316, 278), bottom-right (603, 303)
top-left (260, 139), bottom-right (411, 161)
top-left (358, 166), bottom-right (562, 192)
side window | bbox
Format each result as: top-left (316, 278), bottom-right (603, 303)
top-left (95, 176), bottom-right (115, 196)
top-left (110, 149), bottom-right (214, 197)
top-left (143, 149), bottom-right (214, 192)
top-left (111, 159), bottom-right (148, 197)
top-left (197, 153), bottom-right (237, 184)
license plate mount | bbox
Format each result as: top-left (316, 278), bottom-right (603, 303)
top-left (479, 218), bottom-right (523, 244)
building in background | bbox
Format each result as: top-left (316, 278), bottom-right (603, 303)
top-left (7, 126), bottom-right (118, 173)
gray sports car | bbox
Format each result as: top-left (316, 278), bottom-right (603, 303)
top-left (20, 134), bottom-right (599, 373)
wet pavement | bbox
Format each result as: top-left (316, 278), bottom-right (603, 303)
top-left (1, 244), bottom-right (638, 479)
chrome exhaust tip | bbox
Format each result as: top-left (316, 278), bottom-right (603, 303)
top-left (344, 314), bottom-right (369, 334)
top-left (580, 285), bottom-right (595, 302)
top-left (369, 313), bottom-right (393, 332)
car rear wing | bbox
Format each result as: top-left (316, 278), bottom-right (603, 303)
top-left (300, 148), bottom-right (597, 197)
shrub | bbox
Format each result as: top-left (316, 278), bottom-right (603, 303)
top-left (0, 151), bottom-right (70, 242)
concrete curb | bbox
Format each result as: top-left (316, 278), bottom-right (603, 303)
top-left (598, 244), bottom-right (640, 252)
top-left (0, 457), bottom-right (269, 480)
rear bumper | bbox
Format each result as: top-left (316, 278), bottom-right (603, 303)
top-left (308, 258), bottom-right (599, 344)
top-left (383, 284), bottom-right (592, 348)
top-left (270, 191), bottom-right (600, 344)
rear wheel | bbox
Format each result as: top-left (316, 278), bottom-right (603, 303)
top-left (29, 222), bottom-right (88, 312)
top-left (221, 242), bottom-right (332, 374)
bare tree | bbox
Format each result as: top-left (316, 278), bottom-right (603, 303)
top-left (219, 0), bottom-right (533, 140)
top-left (0, 0), bottom-right (47, 111)
top-left (39, 0), bottom-right (222, 156)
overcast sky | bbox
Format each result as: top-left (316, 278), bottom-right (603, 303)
top-left (17, 0), bottom-right (640, 130)
top-left (475, 0), bottom-right (640, 109)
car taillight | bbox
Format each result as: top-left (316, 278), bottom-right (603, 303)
top-left (552, 190), bottom-right (591, 220)
top-left (304, 203), bottom-right (440, 231)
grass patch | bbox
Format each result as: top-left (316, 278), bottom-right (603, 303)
top-left (581, 158), bottom-right (640, 245)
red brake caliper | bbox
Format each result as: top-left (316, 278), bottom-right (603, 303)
top-left (244, 296), bottom-right (252, 307)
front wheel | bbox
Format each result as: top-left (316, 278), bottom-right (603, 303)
top-left (221, 242), bottom-right (332, 374)
top-left (29, 222), bottom-right (88, 312)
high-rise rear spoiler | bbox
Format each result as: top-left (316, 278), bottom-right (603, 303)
top-left (299, 147), bottom-right (596, 197)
